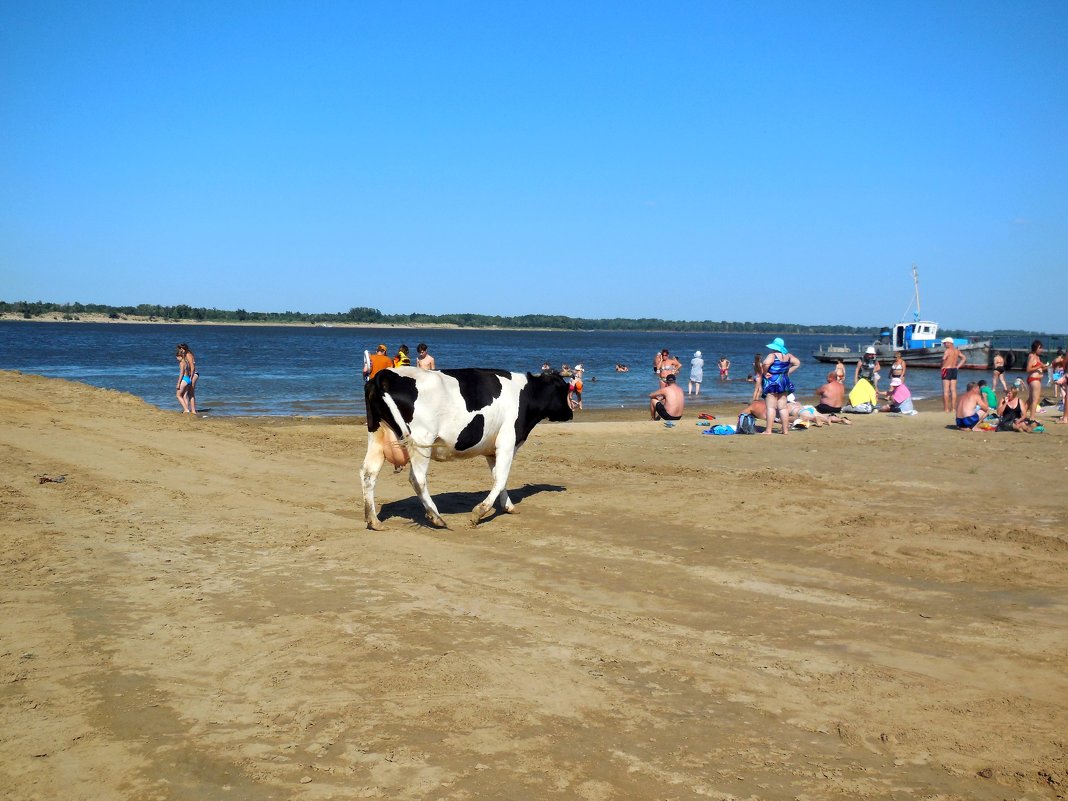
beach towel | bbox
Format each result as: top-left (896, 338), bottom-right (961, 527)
top-left (704, 424), bottom-right (736, 435)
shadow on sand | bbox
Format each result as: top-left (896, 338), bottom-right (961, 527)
top-left (379, 483), bottom-right (567, 528)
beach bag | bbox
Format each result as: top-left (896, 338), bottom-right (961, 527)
top-left (737, 412), bottom-right (757, 434)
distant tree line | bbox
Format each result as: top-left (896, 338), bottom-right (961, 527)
top-left (1, 300), bottom-right (1061, 339)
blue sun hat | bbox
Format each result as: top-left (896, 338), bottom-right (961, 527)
top-left (766, 337), bottom-right (787, 354)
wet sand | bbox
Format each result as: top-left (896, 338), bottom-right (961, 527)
top-left (2, 371), bottom-right (1066, 800)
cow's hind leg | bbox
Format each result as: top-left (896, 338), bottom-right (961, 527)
top-left (360, 429), bottom-right (389, 531)
top-left (473, 451), bottom-right (516, 524)
top-left (408, 451), bottom-right (447, 528)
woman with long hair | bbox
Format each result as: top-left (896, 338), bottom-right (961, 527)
top-left (1025, 339), bottom-right (1046, 421)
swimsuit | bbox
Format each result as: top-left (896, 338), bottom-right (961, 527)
top-left (653, 401), bottom-right (681, 421)
top-left (761, 355), bottom-right (794, 397)
top-left (857, 360), bottom-right (876, 381)
top-left (998, 400), bottom-right (1023, 431)
top-left (941, 367), bottom-right (958, 380)
top-left (181, 376), bottom-right (191, 385)
top-left (891, 364), bottom-right (904, 377)
top-left (994, 366), bottom-right (1005, 374)
top-left (815, 403), bottom-right (841, 415)
top-left (956, 413), bottom-right (980, 429)
top-left (1028, 375), bottom-right (1042, 384)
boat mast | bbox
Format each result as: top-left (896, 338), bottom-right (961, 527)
top-left (912, 264), bottom-right (921, 322)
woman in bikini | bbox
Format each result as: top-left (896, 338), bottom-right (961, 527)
top-left (992, 352), bottom-right (1008, 392)
top-left (889, 353), bottom-right (906, 387)
top-left (834, 359), bottom-right (846, 385)
top-left (177, 343), bottom-right (198, 414)
top-left (1025, 340), bottom-right (1046, 421)
top-left (760, 338), bottom-right (800, 435)
top-left (175, 346), bottom-right (191, 413)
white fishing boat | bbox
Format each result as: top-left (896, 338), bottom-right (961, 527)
top-left (813, 265), bottom-right (991, 368)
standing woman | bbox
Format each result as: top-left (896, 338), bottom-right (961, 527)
top-left (761, 337), bottom-right (801, 436)
top-left (688, 351), bottom-right (704, 396)
top-left (175, 346), bottom-right (191, 413)
top-left (834, 358), bottom-right (846, 385)
top-left (750, 354), bottom-right (764, 401)
top-left (178, 343), bottom-right (198, 414)
top-left (1025, 339), bottom-right (1046, 421)
top-left (889, 352), bottom-right (907, 387)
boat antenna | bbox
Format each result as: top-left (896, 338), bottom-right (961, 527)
top-left (900, 263), bottom-right (921, 322)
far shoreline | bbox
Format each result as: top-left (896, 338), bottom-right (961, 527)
top-left (0, 312), bottom-right (890, 337)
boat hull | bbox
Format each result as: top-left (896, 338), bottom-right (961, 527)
top-left (813, 340), bottom-right (992, 369)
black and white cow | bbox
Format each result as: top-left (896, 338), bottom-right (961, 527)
top-left (360, 367), bottom-right (573, 529)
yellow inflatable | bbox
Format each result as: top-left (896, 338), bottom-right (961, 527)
top-left (849, 378), bottom-right (877, 407)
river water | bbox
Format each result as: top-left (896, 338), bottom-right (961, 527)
top-left (1, 321), bottom-right (960, 416)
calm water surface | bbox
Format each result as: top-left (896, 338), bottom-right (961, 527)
top-left (0, 321), bottom-right (950, 416)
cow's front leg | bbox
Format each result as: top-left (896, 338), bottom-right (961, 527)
top-left (408, 451), bottom-right (447, 528)
top-left (473, 450), bottom-right (515, 524)
top-left (360, 429), bottom-right (388, 531)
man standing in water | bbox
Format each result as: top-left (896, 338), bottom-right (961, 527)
top-left (940, 336), bottom-right (967, 412)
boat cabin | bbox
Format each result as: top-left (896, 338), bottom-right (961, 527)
top-left (893, 320), bottom-right (940, 351)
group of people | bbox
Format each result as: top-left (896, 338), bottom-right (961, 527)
top-left (363, 342), bottom-right (436, 380)
top-left (954, 340), bottom-right (1066, 431)
top-left (539, 362), bottom-right (587, 411)
top-left (649, 334), bottom-right (1068, 435)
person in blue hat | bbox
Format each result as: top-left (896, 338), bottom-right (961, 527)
top-left (760, 337), bottom-right (801, 435)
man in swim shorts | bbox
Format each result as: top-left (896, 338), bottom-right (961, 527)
top-left (649, 374), bottom-right (685, 420)
top-left (815, 371), bottom-right (847, 415)
top-left (955, 382), bottom-right (989, 430)
top-left (940, 337), bottom-right (967, 412)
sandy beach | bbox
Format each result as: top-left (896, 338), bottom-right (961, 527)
top-left (2, 371), bottom-right (1066, 800)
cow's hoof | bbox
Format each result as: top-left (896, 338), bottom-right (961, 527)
top-left (503, 505), bottom-right (518, 515)
top-left (471, 504), bottom-right (492, 524)
top-left (367, 519), bottom-right (387, 532)
top-left (426, 512), bottom-right (448, 528)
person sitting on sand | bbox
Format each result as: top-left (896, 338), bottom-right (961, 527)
top-left (977, 379), bottom-right (997, 410)
top-left (815, 371), bottom-right (847, 415)
top-left (649, 374), bottom-right (684, 421)
top-left (877, 378), bottom-right (915, 414)
top-left (955, 382), bottom-right (990, 431)
top-left (996, 386), bottom-right (1037, 432)
top-left (739, 397), bottom-right (848, 430)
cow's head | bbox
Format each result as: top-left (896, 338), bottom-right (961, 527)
top-left (512, 371), bottom-right (572, 447)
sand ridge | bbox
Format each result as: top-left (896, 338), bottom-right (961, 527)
top-left (1, 371), bottom-right (1066, 800)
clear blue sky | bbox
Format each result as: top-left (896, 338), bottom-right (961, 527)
top-left (2, 1), bottom-right (1066, 331)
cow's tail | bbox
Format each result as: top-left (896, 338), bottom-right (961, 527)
top-left (364, 375), bottom-right (412, 441)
